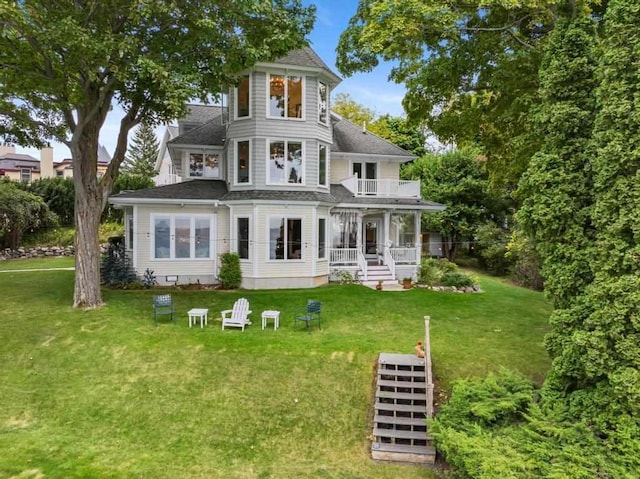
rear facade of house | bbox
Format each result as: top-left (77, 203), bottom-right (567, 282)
top-left (110, 47), bottom-right (444, 289)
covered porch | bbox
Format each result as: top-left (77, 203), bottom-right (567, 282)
top-left (328, 209), bottom-right (422, 282)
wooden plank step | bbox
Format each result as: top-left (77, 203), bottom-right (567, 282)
top-left (371, 442), bottom-right (436, 465)
top-left (378, 368), bottom-right (425, 378)
top-left (375, 402), bottom-right (427, 414)
top-left (377, 379), bottom-right (427, 390)
top-left (374, 414), bottom-right (427, 427)
top-left (373, 428), bottom-right (428, 441)
top-left (379, 353), bottom-right (425, 367)
top-left (376, 389), bottom-right (427, 401)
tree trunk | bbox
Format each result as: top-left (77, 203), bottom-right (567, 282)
top-left (72, 126), bottom-right (104, 309)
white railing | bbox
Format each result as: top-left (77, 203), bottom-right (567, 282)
top-left (329, 248), bottom-right (358, 265)
top-left (384, 247), bottom-right (396, 279)
top-left (424, 316), bottom-right (434, 419)
top-left (341, 177), bottom-right (420, 198)
top-left (357, 250), bottom-right (368, 281)
top-left (390, 247), bottom-right (420, 264)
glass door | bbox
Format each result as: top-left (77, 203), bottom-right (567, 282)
top-left (364, 219), bottom-right (381, 258)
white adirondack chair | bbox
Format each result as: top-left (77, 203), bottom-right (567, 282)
top-left (221, 298), bottom-right (252, 331)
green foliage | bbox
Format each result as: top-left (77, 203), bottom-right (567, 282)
top-left (331, 92), bottom-right (376, 126)
top-left (102, 173), bottom-right (155, 223)
top-left (0, 180), bottom-right (58, 249)
top-left (475, 222), bottom-right (513, 276)
top-left (23, 177), bottom-right (75, 226)
top-left (141, 268), bottom-right (157, 289)
top-left (440, 272), bottom-right (475, 288)
top-left (21, 226), bottom-right (75, 248)
top-left (121, 122), bottom-right (159, 179)
top-left (418, 258), bottom-right (443, 285)
top-left (100, 237), bottom-right (137, 287)
top-left (417, 258), bottom-right (475, 287)
top-left (505, 228), bottom-right (544, 291)
top-left (218, 252), bottom-right (242, 289)
top-left (403, 148), bottom-right (501, 260)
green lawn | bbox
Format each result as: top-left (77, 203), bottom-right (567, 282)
top-left (0, 255), bottom-right (74, 271)
top-left (0, 258), bottom-right (552, 478)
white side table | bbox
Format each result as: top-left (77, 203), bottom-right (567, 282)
top-left (188, 308), bottom-right (208, 328)
top-left (261, 310), bottom-right (280, 330)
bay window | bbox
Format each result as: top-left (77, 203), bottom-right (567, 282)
top-left (269, 217), bottom-right (302, 260)
top-left (152, 215), bottom-right (214, 259)
top-left (318, 81), bottom-right (328, 123)
top-left (268, 140), bottom-right (303, 184)
top-left (318, 144), bottom-right (328, 187)
top-left (269, 74), bottom-right (303, 119)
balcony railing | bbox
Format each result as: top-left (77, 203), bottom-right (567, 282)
top-left (341, 176), bottom-right (420, 198)
top-left (329, 248), bottom-right (358, 265)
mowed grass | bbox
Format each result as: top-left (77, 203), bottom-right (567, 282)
top-left (0, 259), bottom-right (552, 478)
top-left (0, 255), bottom-right (74, 271)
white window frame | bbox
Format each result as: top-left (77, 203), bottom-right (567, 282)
top-left (318, 143), bottom-right (329, 188)
top-left (234, 74), bottom-right (251, 120)
top-left (234, 139), bottom-right (252, 185)
top-left (266, 215), bottom-right (304, 262)
top-left (317, 216), bottom-right (327, 261)
top-left (20, 168), bottom-right (31, 182)
top-left (318, 81), bottom-right (328, 125)
top-left (266, 73), bottom-right (305, 120)
top-left (235, 216), bottom-right (251, 261)
top-left (187, 151), bottom-right (221, 179)
top-left (266, 138), bottom-right (305, 186)
top-left (150, 214), bottom-right (215, 261)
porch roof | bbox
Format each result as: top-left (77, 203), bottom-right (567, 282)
top-left (110, 179), bottom-right (228, 201)
top-left (221, 189), bottom-right (336, 203)
top-left (330, 185), bottom-right (445, 211)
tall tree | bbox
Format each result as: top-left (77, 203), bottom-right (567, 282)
top-left (122, 122), bottom-right (159, 179)
top-left (336, 0), bottom-right (560, 191)
top-left (0, 1), bottom-right (314, 308)
top-left (331, 92), bottom-right (376, 126)
top-left (402, 148), bottom-right (496, 260)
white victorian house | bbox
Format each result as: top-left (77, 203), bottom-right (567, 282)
top-left (110, 47), bottom-right (444, 289)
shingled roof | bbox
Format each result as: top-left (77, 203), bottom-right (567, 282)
top-left (168, 117), bottom-right (225, 147)
top-left (331, 114), bottom-right (415, 159)
top-left (110, 180), bottom-right (227, 201)
top-left (270, 47), bottom-right (341, 84)
top-left (222, 189), bottom-right (336, 203)
top-left (183, 104), bottom-right (223, 124)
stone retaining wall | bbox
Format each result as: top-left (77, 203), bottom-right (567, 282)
top-left (0, 244), bottom-right (110, 261)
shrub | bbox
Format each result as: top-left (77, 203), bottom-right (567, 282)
top-left (100, 237), bottom-right (137, 287)
top-left (218, 252), bottom-right (242, 289)
top-left (440, 271), bottom-right (475, 288)
top-left (418, 258), bottom-right (442, 285)
top-left (475, 222), bottom-right (513, 275)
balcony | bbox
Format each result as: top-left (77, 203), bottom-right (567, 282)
top-left (341, 177), bottom-right (421, 198)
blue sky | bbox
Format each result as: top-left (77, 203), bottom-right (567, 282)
top-left (17, 1), bottom-right (406, 162)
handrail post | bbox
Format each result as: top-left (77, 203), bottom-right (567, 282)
top-left (424, 315), bottom-right (434, 419)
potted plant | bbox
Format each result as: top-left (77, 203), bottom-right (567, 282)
top-left (402, 277), bottom-right (412, 289)
top-left (376, 280), bottom-right (383, 291)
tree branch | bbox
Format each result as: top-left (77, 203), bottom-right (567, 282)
top-left (0, 107), bottom-right (70, 147)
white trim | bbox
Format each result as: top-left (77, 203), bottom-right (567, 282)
top-left (132, 205), bottom-right (138, 270)
top-left (317, 214), bottom-right (328, 263)
top-left (265, 215), bottom-right (304, 262)
top-left (149, 213), bottom-right (216, 261)
top-left (110, 198), bottom-right (220, 206)
top-left (234, 138), bottom-right (252, 186)
top-left (266, 73), bottom-right (305, 121)
top-left (318, 80), bottom-right (329, 125)
top-left (234, 74), bottom-right (252, 121)
top-left (252, 204), bottom-right (259, 278)
top-left (266, 138), bottom-right (306, 186)
top-left (254, 62), bottom-right (341, 84)
top-left (186, 150), bottom-right (222, 179)
top-left (332, 152), bottom-right (415, 162)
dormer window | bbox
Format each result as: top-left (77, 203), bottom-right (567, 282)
top-left (318, 81), bottom-right (328, 124)
top-left (235, 74), bottom-right (250, 119)
top-left (269, 74), bottom-right (303, 119)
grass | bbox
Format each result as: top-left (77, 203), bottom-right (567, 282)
top-left (0, 258), bottom-right (552, 478)
top-left (0, 256), bottom-right (74, 271)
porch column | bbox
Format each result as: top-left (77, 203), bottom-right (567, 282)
top-left (384, 211), bottom-right (390, 247)
top-left (414, 211), bottom-right (422, 262)
top-left (356, 212), bottom-right (363, 251)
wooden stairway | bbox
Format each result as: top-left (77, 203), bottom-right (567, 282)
top-left (361, 264), bottom-right (397, 287)
top-left (371, 353), bottom-right (436, 465)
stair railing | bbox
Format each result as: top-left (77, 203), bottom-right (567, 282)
top-left (357, 250), bottom-right (368, 281)
top-left (384, 247), bottom-right (396, 279)
top-left (424, 315), bottom-right (434, 419)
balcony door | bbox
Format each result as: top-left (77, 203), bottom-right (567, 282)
top-left (353, 161), bottom-right (377, 195)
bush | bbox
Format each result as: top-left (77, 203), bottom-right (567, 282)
top-left (440, 271), bottom-right (475, 288)
top-left (475, 222), bottom-right (513, 275)
top-left (418, 258), bottom-right (442, 285)
top-left (218, 252), bottom-right (242, 289)
top-left (100, 237), bottom-right (137, 287)
top-left (25, 177), bottom-right (75, 226)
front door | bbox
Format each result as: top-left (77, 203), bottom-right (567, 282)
top-left (363, 219), bottom-right (381, 259)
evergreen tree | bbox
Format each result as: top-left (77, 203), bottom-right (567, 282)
top-left (122, 122), bottom-right (159, 179)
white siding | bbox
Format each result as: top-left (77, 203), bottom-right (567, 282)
top-left (330, 158), bottom-right (351, 183)
top-left (378, 160), bottom-right (400, 181)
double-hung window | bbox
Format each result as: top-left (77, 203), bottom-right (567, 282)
top-left (268, 217), bottom-right (302, 260)
top-left (152, 215), bottom-right (213, 259)
top-left (268, 74), bottom-right (303, 119)
top-left (237, 217), bottom-right (250, 260)
top-left (318, 81), bottom-right (328, 124)
top-left (268, 140), bottom-right (303, 184)
top-left (235, 74), bottom-right (250, 119)
top-left (236, 140), bottom-right (250, 184)
top-left (318, 218), bottom-right (326, 260)
top-left (318, 144), bottom-right (328, 187)
top-left (20, 168), bottom-right (31, 182)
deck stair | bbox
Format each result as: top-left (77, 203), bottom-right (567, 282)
top-left (371, 353), bottom-right (436, 465)
top-left (361, 264), bottom-right (396, 287)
